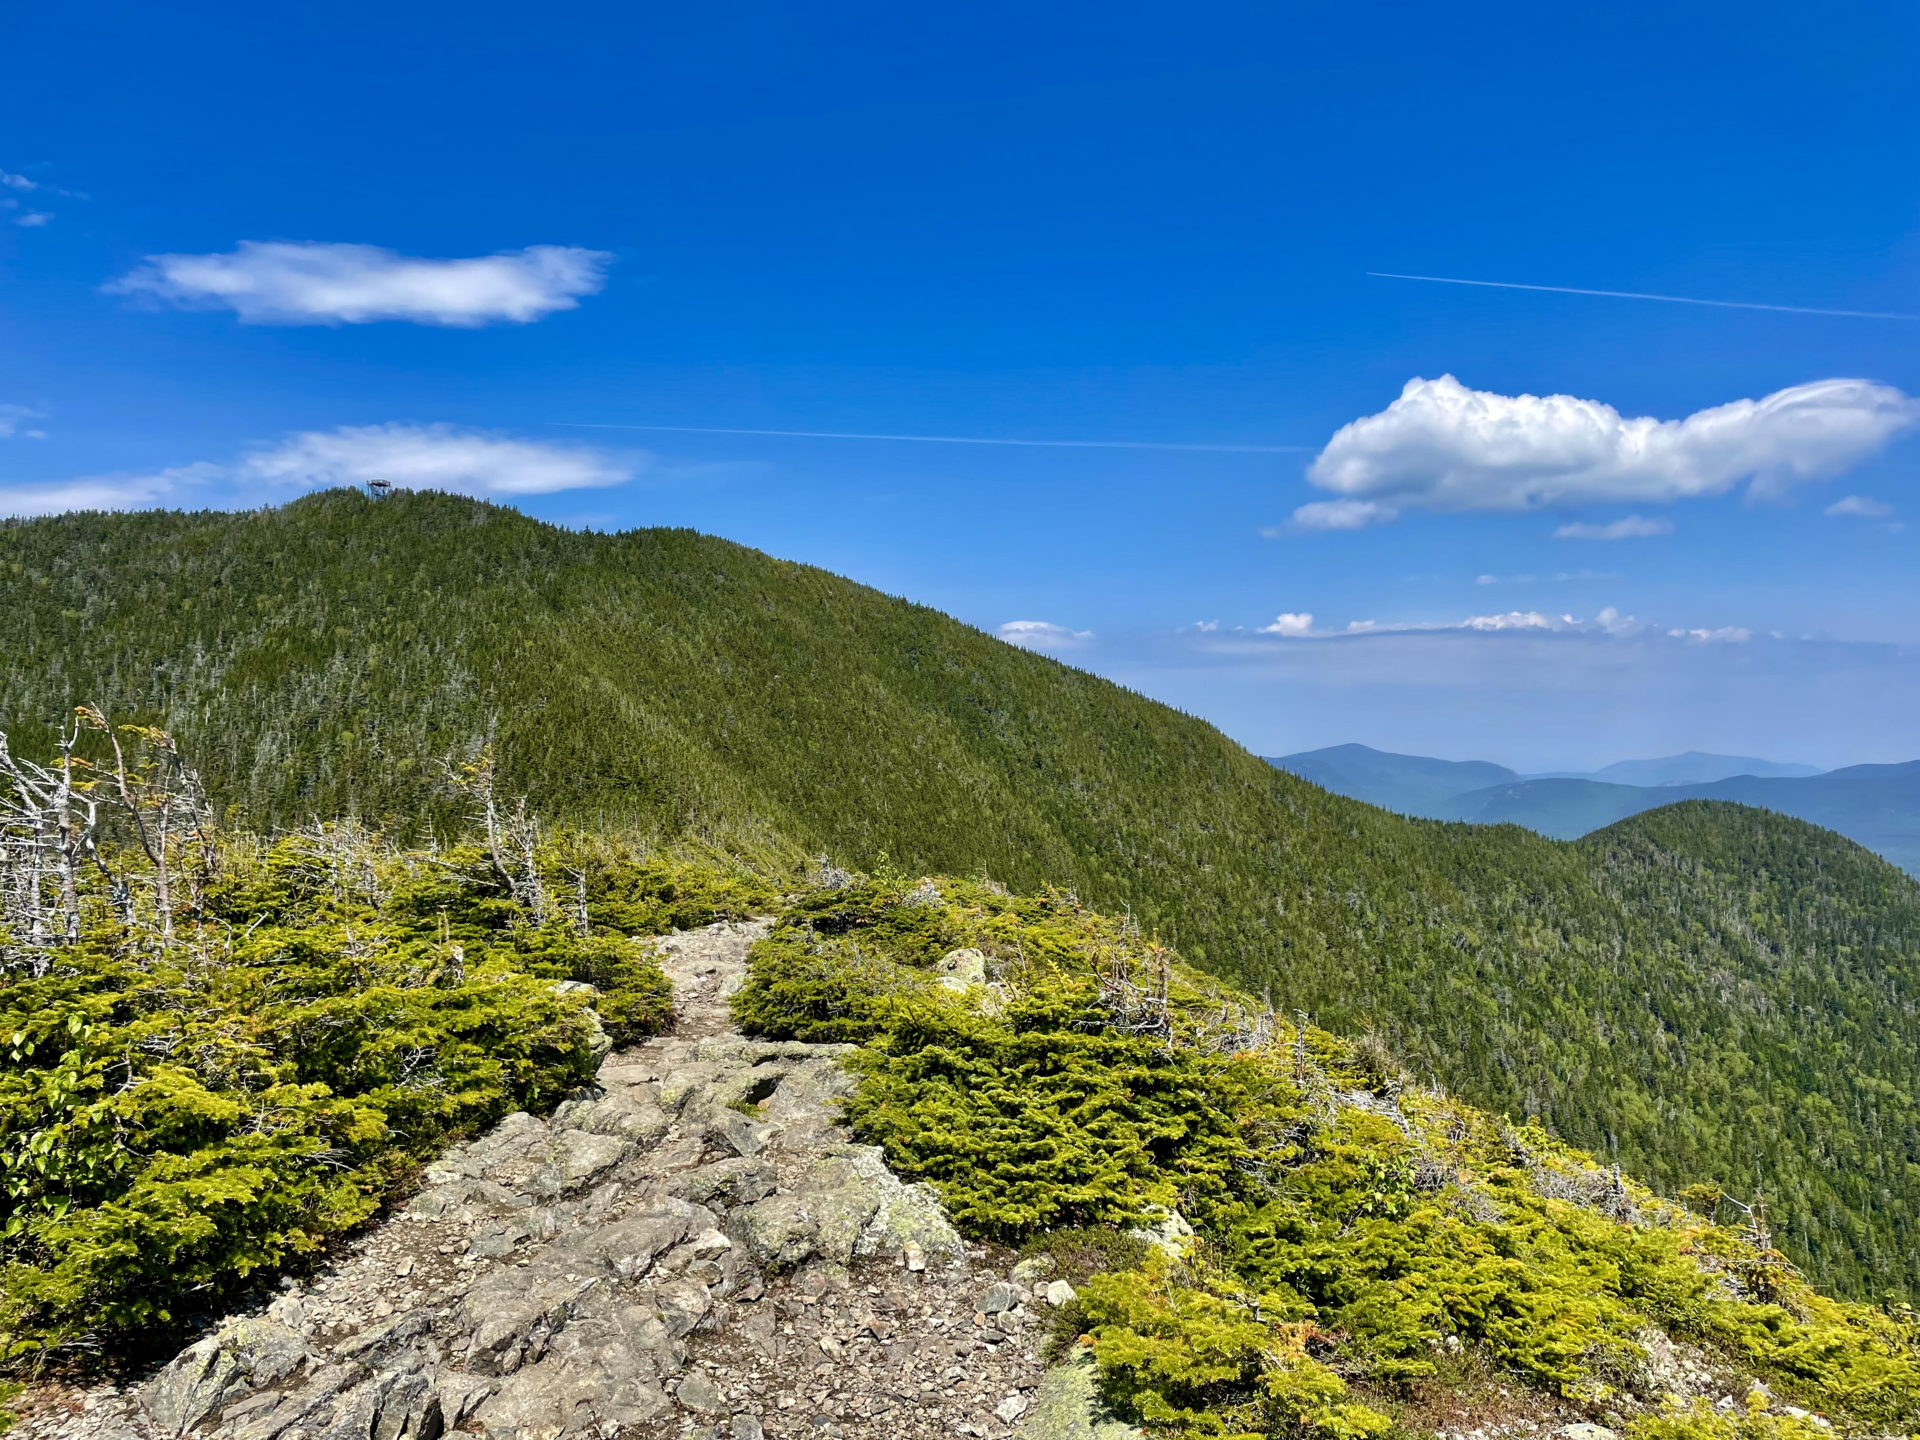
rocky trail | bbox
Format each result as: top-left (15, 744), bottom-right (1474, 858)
top-left (17, 922), bottom-right (1106, 1440)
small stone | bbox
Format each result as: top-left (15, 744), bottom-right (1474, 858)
top-left (980, 1281), bottom-right (1021, 1314)
top-left (902, 1242), bottom-right (927, 1272)
top-left (1557, 1427), bottom-right (1620, 1440)
top-left (1043, 1279), bottom-right (1078, 1306)
top-left (396, 1257), bottom-right (414, 1277)
top-left (733, 1417), bottom-right (766, 1440)
top-left (994, 1393), bottom-right (1031, 1424)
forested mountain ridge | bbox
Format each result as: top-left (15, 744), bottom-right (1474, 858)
top-left (4, 488), bottom-right (1919, 1302)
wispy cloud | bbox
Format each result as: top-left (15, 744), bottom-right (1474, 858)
top-left (0, 423), bottom-right (638, 518)
top-left (1295, 375), bottom-right (1918, 529)
top-left (1112, 614), bottom-right (1912, 772)
top-left (1552, 515), bottom-right (1673, 541)
top-left (1475, 570), bottom-right (1620, 585)
top-left (1668, 626), bottom-right (1752, 644)
top-left (0, 404), bottom-right (48, 439)
top-left (0, 465), bottom-right (220, 519)
top-left (1289, 499), bottom-right (1395, 532)
top-left (1825, 494), bottom-right (1894, 519)
top-left (559, 422), bottom-right (1310, 454)
top-left (106, 241), bottom-right (612, 326)
top-left (999, 620), bottom-right (1095, 650)
top-left (240, 423), bottom-right (632, 495)
top-left (2, 167), bottom-right (70, 226)
top-left (1367, 271), bottom-right (1920, 322)
top-left (1249, 606), bottom-right (1648, 640)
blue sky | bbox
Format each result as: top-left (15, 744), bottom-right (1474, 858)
top-left (3, 0), bottom-right (1917, 770)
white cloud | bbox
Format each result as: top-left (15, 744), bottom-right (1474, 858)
top-left (0, 404), bottom-right (47, 439)
top-left (0, 424), bottom-right (636, 519)
top-left (15, 211), bottom-right (51, 228)
top-left (0, 171), bottom-right (35, 191)
top-left (999, 620), bottom-right (1094, 650)
top-left (1669, 626), bottom-right (1752, 644)
top-left (1552, 515), bottom-right (1674, 541)
top-left (0, 463), bottom-right (221, 519)
top-left (1259, 612), bottom-right (1316, 637)
top-left (237, 423), bottom-right (632, 496)
top-left (1461, 611), bottom-right (1569, 631)
top-left (1242, 605), bottom-right (1650, 641)
top-left (105, 241), bottom-right (612, 326)
top-left (1297, 374), bottom-right (1919, 528)
top-left (1825, 494), bottom-right (1894, 519)
top-left (1290, 498), bottom-right (1398, 531)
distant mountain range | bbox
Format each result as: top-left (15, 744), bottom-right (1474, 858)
top-left (1271, 743), bottom-right (1920, 874)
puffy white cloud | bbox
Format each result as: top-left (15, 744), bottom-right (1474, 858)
top-left (1259, 612), bottom-right (1315, 637)
top-left (237, 423), bottom-right (632, 496)
top-left (0, 171), bottom-right (35, 191)
top-left (15, 212), bottom-right (51, 228)
top-left (1825, 494), bottom-right (1894, 519)
top-left (999, 620), bottom-right (1094, 650)
top-left (1552, 515), bottom-right (1673, 541)
top-left (105, 241), bottom-right (612, 326)
top-left (1297, 374), bottom-right (1919, 528)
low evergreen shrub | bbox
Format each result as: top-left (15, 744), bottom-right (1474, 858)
top-left (0, 824), bottom-right (771, 1360)
top-left (733, 874), bottom-right (1920, 1438)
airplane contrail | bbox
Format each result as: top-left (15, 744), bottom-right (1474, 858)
top-left (1367, 271), bottom-right (1920, 321)
top-left (551, 422), bottom-right (1314, 453)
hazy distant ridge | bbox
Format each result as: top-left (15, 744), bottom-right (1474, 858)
top-left (1272, 744), bottom-right (1920, 874)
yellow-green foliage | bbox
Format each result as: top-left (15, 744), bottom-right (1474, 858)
top-left (734, 874), bottom-right (1920, 1437)
top-left (0, 826), bottom-right (774, 1359)
top-left (8, 494), bottom-right (1920, 1304)
top-left (1079, 1263), bottom-right (1391, 1440)
top-left (1627, 1396), bottom-right (1834, 1440)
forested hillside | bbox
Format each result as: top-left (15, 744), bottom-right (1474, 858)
top-left (4, 489), bottom-right (1919, 1301)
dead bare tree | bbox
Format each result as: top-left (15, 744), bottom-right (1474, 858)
top-left (1092, 940), bottom-right (1175, 1043)
top-left (448, 743), bottom-right (547, 923)
top-left (0, 712), bottom-right (110, 962)
top-left (81, 708), bottom-right (213, 942)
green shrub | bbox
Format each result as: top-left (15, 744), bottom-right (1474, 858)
top-left (0, 824), bottom-right (751, 1360)
top-left (1627, 1398), bottom-right (1833, 1440)
top-left (732, 873), bottom-right (1920, 1437)
top-left (1080, 1262), bottom-right (1391, 1440)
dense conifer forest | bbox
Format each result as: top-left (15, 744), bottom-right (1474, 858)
top-left (3, 490), bottom-right (1918, 1302)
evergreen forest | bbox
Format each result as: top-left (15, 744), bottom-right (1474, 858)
top-left (3, 490), bottom-right (1918, 1304)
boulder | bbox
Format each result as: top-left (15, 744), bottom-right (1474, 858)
top-left (533, 1129), bottom-right (631, 1197)
top-left (937, 948), bottom-right (988, 989)
top-left (141, 1318), bottom-right (318, 1434)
